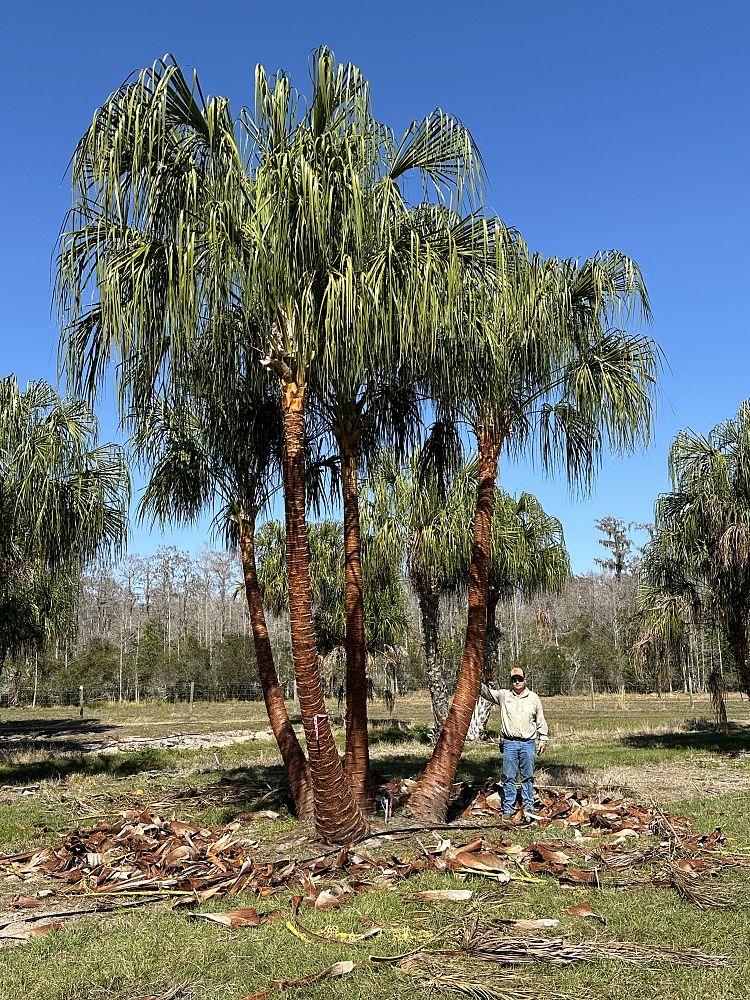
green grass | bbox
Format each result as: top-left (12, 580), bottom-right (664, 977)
top-left (0, 693), bottom-right (748, 999)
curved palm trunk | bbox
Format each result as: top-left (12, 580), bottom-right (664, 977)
top-left (239, 516), bottom-right (314, 820)
top-left (409, 430), bottom-right (500, 820)
top-left (281, 378), bottom-right (367, 843)
top-left (340, 437), bottom-right (374, 813)
top-left (467, 590), bottom-right (501, 742)
top-left (417, 590), bottom-right (451, 734)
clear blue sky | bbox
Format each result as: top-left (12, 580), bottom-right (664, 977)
top-left (2, 1), bottom-right (748, 572)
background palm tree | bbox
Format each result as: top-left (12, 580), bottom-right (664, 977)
top-left (361, 451), bottom-right (475, 733)
top-left (255, 518), bottom-right (407, 692)
top-left (637, 400), bottom-right (750, 700)
top-left (0, 376), bottom-right (129, 673)
top-left (466, 490), bottom-right (570, 741)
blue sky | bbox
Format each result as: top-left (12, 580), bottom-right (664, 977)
top-left (2, 1), bottom-right (748, 572)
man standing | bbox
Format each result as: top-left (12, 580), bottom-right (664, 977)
top-left (480, 666), bottom-right (548, 821)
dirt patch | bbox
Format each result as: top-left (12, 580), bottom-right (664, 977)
top-left (94, 729), bottom-right (279, 753)
top-left (0, 725), bottom-right (281, 755)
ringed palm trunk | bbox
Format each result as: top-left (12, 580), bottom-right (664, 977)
top-left (239, 515), bottom-right (314, 820)
top-left (417, 590), bottom-right (451, 734)
top-left (339, 435), bottom-right (375, 813)
top-left (409, 430), bottom-right (501, 820)
top-left (280, 377), bottom-right (367, 842)
top-left (466, 590), bottom-right (501, 742)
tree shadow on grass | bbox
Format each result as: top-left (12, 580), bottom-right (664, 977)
top-left (0, 747), bottom-right (179, 787)
top-left (0, 716), bottom-right (111, 737)
top-left (621, 723), bottom-right (750, 757)
top-left (0, 716), bottom-right (114, 757)
top-left (191, 764), bottom-right (300, 823)
top-left (367, 721), bottom-right (424, 745)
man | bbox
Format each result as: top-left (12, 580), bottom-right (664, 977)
top-left (480, 666), bottom-right (548, 821)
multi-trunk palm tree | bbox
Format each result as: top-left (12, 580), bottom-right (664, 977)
top-left (637, 400), bottom-right (750, 700)
top-left (57, 49), bottom-right (486, 840)
top-left (0, 377), bottom-right (129, 673)
top-left (408, 242), bottom-right (659, 819)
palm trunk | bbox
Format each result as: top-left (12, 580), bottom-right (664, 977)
top-left (466, 590), bottom-right (501, 742)
top-left (409, 429), bottom-right (500, 819)
top-left (417, 590), bottom-right (451, 734)
top-left (725, 609), bottom-right (750, 699)
top-left (239, 515), bottom-right (314, 820)
top-left (281, 378), bottom-right (367, 842)
top-left (340, 437), bottom-right (374, 813)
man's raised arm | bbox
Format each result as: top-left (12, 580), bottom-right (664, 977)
top-left (479, 682), bottom-right (505, 706)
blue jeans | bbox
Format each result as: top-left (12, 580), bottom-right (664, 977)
top-left (502, 738), bottom-right (536, 813)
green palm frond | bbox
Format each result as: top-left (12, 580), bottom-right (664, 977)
top-left (0, 376), bottom-right (128, 660)
top-left (635, 399), bottom-right (750, 691)
top-left (489, 490), bottom-right (570, 601)
top-left (255, 516), bottom-right (406, 652)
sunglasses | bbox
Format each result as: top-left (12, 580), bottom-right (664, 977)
top-left (510, 676), bottom-right (525, 683)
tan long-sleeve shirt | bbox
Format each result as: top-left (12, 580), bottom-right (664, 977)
top-left (480, 683), bottom-right (549, 743)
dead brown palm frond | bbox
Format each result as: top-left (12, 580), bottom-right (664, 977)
top-left (698, 850), bottom-right (750, 868)
top-left (665, 863), bottom-right (740, 909)
top-left (398, 953), bottom-right (556, 1000)
top-left (457, 932), bottom-right (582, 966)
top-left (593, 846), bottom-right (664, 870)
top-left (454, 924), bottom-right (727, 968)
top-left (581, 940), bottom-right (728, 967)
top-left (238, 960), bottom-right (359, 1000)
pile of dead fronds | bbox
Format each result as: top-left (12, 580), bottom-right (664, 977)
top-left (0, 792), bottom-right (746, 914)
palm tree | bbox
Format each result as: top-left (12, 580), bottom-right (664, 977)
top-left (58, 50), bottom-right (486, 839)
top-left (638, 401), bottom-right (750, 699)
top-left (323, 378), bottom-right (420, 812)
top-left (256, 517), bottom-right (407, 691)
top-left (57, 54), bottom-right (370, 841)
top-left (0, 376), bottom-right (128, 672)
top-left (409, 242), bottom-right (659, 819)
top-left (633, 545), bottom-right (697, 696)
top-left (133, 357), bottom-right (314, 819)
top-left (467, 491), bottom-right (570, 741)
top-left (300, 117), bottom-right (484, 811)
top-left (361, 451), bottom-right (475, 733)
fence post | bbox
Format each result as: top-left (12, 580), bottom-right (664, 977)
top-left (589, 675), bottom-right (595, 711)
top-left (32, 654), bottom-right (38, 709)
top-left (79, 685), bottom-right (84, 718)
top-left (189, 681), bottom-right (195, 718)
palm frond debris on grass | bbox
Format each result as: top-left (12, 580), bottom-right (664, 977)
top-left (0, 788), bottom-right (741, 924)
top-left (454, 922), bottom-right (728, 968)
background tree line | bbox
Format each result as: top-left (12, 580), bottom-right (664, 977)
top-left (3, 516), bottom-right (740, 708)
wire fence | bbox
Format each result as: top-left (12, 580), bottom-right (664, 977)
top-left (1, 680), bottom-right (271, 709)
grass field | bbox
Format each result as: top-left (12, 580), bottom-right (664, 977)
top-left (0, 692), bottom-right (748, 1000)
